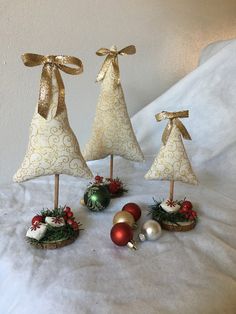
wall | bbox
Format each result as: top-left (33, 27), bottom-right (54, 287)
top-left (0, 0), bottom-right (236, 183)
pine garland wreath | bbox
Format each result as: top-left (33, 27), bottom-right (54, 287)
top-left (26, 206), bottom-right (81, 249)
top-left (89, 175), bottom-right (128, 198)
top-left (149, 199), bottom-right (198, 226)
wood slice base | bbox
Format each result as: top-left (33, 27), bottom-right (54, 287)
top-left (161, 220), bottom-right (196, 232)
top-left (27, 231), bottom-right (79, 249)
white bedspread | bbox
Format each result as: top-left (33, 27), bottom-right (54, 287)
top-left (1, 40), bottom-right (236, 314)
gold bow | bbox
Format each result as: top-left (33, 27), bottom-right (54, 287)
top-left (22, 53), bottom-right (83, 119)
top-left (96, 45), bottom-right (136, 84)
top-left (155, 110), bottom-right (191, 144)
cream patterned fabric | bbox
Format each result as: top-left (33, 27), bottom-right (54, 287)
top-left (83, 55), bottom-right (144, 162)
top-left (13, 75), bottom-right (92, 183)
top-left (145, 125), bottom-right (198, 184)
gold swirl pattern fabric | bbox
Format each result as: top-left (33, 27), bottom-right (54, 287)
top-left (83, 45), bottom-right (144, 162)
top-left (13, 74), bottom-right (93, 183)
top-left (145, 125), bottom-right (198, 184)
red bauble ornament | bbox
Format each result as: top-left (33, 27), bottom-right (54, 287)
top-left (122, 203), bottom-right (141, 221)
top-left (110, 222), bottom-right (133, 246)
top-left (32, 215), bottom-right (43, 225)
top-left (181, 201), bottom-right (193, 211)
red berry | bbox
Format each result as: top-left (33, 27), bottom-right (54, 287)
top-left (108, 181), bottom-right (120, 194)
top-left (95, 175), bottom-right (103, 183)
top-left (67, 219), bottom-right (73, 225)
top-left (32, 215), bottom-right (43, 225)
top-left (67, 211), bottom-right (73, 218)
top-left (64, 206), bottom-right (71, 213)
top-left (181, 201), bottom-right (192, 211)
top-left (72, 221), bottom-right (79, 230)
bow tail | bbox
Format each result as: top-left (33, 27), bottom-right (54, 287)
top-left (162, 122), bottom-right (172, 145)
top-left (54, 67), bottom-right (65, 118)
top-left (38, 64), bottom-right (52, 119)
top-left (175, 118), bottom-right (191, 140)
top-left (96, 55), bottom-right (113, 82)
top-left (112, 59), bottom-right (120, 85)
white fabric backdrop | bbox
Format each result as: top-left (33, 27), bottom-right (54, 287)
top-left (0, 40), bottom-right (236, 314)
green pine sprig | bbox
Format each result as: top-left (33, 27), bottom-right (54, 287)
top-left (40, 206), bottom-right (65, 218)
top-left (27, 224), bottom-right (79, 245)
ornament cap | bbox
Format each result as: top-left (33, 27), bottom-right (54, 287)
top-left (139, 233), bottom-right (146, 242)
top-left (80, 198), bottom-right (85, 206)
top-left (127, 240), bottom-right (137, 250)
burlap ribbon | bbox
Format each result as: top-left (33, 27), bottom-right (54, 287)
top-left (96, 45), bottom-right (136, 84)
top-left (22, 53), bottom-right (83, 119)
top-left (155, 110), bottom-right (191, 144)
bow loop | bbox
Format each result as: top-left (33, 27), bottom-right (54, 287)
top-left (22, 53), bottom-right (83, 119)
top-left (118, 45), bottom-right (136, 56)
top-left (96, 48), bottom-right (113, 57)
top-left (155, 110), bottom-right (191, 144)
top-left (96, 45), bottom-right (136, 84)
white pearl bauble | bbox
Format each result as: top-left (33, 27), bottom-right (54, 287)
top-left (139, 220), bottom-right (162, 241)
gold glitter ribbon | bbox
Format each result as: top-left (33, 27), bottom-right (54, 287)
top-left (96, 45), bottom-right (136, 84)
top-left (155, 110), bottom-right (191, 144)
top-left (22, 53), bottom-right (83, 119)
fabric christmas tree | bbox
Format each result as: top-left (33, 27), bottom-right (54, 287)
top-left (145, 124), bottom-right (197, 184)
top-left (83, 45), bottom-right (144, 163)
top-left (145, 110), bottom-right (199, 229)
top-left (14, 54), bottom-right (92, 183)
top-left (145, 110), bottom-right (198, 207)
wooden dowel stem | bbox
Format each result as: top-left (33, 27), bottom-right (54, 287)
top-left (169, 180), bottom-right (174, 201)
top-left (110, 154), bottom-right (113, 180)
top-left (54, 174), bottom-right (59, 209)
